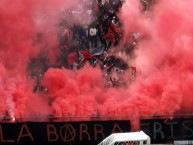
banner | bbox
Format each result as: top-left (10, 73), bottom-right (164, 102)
top-left (0, 120), bottom-right (130, 145)
top-left (0, 118), bottom-right (192, 144)
top-left (141, 118), bottom-right (193, 144)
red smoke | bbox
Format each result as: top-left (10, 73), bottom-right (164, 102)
top-left (0, 0), bottom-right (92, 119)
top-left (0, 0), bottom-right (193, 131)
top-left (120, 0), bottom-right (193, 116)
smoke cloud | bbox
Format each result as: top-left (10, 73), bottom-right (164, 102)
top-left (0, 0), bottom-right (94, 119)
top-left (0, 0), bottom-right (193, 130)
top-left (120, 0), bottom-right (193, 116)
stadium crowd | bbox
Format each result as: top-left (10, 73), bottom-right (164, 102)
top-left (27, 0), bottom-right (154, 92)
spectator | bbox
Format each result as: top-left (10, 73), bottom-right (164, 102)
top-left (89, 24), bottom-right (98, 48)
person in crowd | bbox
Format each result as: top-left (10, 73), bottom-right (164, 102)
top-left (89, 24), bottom-right (98, 48)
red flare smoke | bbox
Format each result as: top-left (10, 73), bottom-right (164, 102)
top-left (0, 0), bottom-right (193, 127)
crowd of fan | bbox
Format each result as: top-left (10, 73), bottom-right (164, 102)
top-left (56, 0), bottom-right (155, 67)
top-left (56, 0), bottom-right (125, 67)
top-left (28, 0), bottom-right (154, 90)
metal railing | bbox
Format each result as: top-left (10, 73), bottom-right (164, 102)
top-left (1, 113), bottom-right (193, 123)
